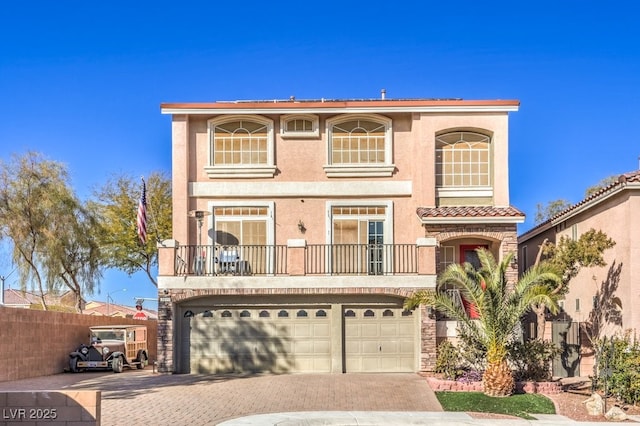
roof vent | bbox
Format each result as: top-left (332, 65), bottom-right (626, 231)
top-left (381, 89), bottom-right (386, 100)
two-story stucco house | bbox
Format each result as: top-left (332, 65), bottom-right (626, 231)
top-left (518, 170), bottom-right (640, 377)
top-left (156, 96), bottom-right (524, 374)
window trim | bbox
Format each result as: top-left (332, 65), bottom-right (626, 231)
top-left (205, 115), bottom-right (276, 178)
top-left (435, 129), bottom-right (493, 198)
top-left (324, 114), bottom-right (394, 177)
top-left (206, 201), bottom-right (275, 247)
top-left (326, 200), bottom-right (393, 245)
top-left (280, 114), bottom-right (319, 138)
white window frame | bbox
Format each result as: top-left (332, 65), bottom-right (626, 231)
top-left (280, 114), bottom-right (319, 138)
top-left (326, 200), bottom-right (394, 275)
top-left (326, 200), bottom-right (393, 245)
top-left (207, 200), bottom-right (275, 247)
top-left (324, 114), bottom-right (395, 177)
top-left (435, 130), bottom-right (493, 198)
top-left (205, 115), bottom-right (276, 178)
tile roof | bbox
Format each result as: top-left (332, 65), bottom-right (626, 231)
top-left (522, 170), bottom-right (640, 236)
top-left (417, 205), bottom-right (525, 219)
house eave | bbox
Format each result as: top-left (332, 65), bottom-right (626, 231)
top-left (420, 216), bottom-right (525, 225)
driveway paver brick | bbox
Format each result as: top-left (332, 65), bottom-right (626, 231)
top-left (0, 370), bottom-right (442, 425)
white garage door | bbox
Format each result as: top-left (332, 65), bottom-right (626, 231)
top-left (344, 307), bottom-right (415, 372)
top-left (185, 306), bottom-right (331, 373)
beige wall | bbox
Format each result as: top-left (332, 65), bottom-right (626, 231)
top-left (557, 192), bottom-right (637, 334)
top-left (174, 111), bottom-right (512, 248)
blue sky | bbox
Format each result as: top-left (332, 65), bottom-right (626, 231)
top-left (1, 1), bottom-right (639, 306)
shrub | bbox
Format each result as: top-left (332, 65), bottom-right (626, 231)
top-left (508, 339), bottom-right (560, 382)
top-left (435, 340), bottom-right (462, 379)
top-left (595, 332), bottom-right (640, 405)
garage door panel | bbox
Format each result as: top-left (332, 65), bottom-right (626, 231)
top-left (188, 306), bottom-right (331, 374)
top-left (312, 323), bottom-right (331, 337)
top-left (380, 324), bottom-right (399, 337)
top-left (360, 324), bottom-right (379, 337)
top-left (344, 307), bottom-right (415, 373)
top-left (361, 341), bottom-right (381, 354)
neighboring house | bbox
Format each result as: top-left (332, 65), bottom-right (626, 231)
top-left (157, 96), bottom-right (524, 374)
top-left (518, 170), bottom-right (640, 378)
top-left (83, 301), bottom-right (158, 320)
top-left (1, 289), bottom-right (80, 311)
top-left (1, 289), bottom-right (156, 318)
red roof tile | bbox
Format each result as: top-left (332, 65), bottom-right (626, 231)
top-left (417, 205), bottom-right (525, 219)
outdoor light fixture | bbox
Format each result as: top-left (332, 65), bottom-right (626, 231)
top-left (426, 306), bottom-right (436, 319)
top-left (297, 220), bottom-right (306, 233)
top-left (188, 210), bottom-right (212, 247)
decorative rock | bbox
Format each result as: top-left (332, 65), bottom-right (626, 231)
top-left (604, 406), bottom-right (628, 421)
top-left (582, 393), bottom-right (605, 416)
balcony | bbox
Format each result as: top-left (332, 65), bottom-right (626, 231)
top-left (171, 243), bottom-right (418, 276)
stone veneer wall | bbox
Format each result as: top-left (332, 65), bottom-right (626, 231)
top-left (426, 377), bottom-right (563, 394)
top-left (0, 307), bottom-right (157, 383)
top-left (424, 223), bottom-right (519, 283)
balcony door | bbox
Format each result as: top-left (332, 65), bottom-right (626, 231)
top-left (213, 205), bottom-right (272, 274)
top-left (331, 205), bottom-right (388, 275)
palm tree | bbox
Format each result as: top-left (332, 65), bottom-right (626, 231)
top-left (405, 248), bottom-right (561, 397)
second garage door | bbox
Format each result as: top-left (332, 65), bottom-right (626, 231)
top-left (344, 307), bottom-right (415, 372)
top-left (186, 306), bottom-right (331, 373)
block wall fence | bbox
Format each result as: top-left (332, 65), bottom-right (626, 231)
top-left (0, 306), bottom-right (157, 383)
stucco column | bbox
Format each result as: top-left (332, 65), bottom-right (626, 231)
top-left (417, 237), bottom-right (438, 275)
top-left (287, 239), bottom-right (306, 276)
top-left (330, 303), bottom-right (343, 373)
top-left (158, 239), bottom-right (178, 276)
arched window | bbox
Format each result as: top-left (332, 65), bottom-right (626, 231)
top-left (436, 131), bottom-right (491, 188)
top-left (240, 310), bottom-right (251, 318)
top-left (325, 114), bottom-right (394, 177)
top-left (280, 114), bottom-right (319, 138)
top-left (206, 115), bottom-right (276, 178)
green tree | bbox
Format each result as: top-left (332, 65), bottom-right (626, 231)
top-left (584, 175), bottom-right (618, 198)
top-left (0, 152), bottom-right (101, 310)
top-left (91, 172), bottom-right (172, 287)
top-left (531, 229), bottom-right (616, 339)
top-left (405, 249), bottom-right (561, 397)
top-left (43, 201), bottom-right (103, 312)
top-left (534, 199), bottom-right (572, 225)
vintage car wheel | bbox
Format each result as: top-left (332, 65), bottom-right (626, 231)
top-left (112, 356), bottom-right (124, 373)
top-left (136, 353), bottom-right (147, 369)
top-left (69, 357), bottom-right (80, 373)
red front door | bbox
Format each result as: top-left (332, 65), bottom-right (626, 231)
top-left (459, 245), bottom-right (488, 319)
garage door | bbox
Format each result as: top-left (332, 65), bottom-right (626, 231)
top-left (344, 307), bottom-right (415, 372)
top-left (185, 306), bottom-right (331, 373)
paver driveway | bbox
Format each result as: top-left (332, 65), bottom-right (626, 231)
top-left (0, 370), bottom-right (442, 425)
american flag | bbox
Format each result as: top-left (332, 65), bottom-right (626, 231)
top-left (137, 179), bottom-right (147, 245)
